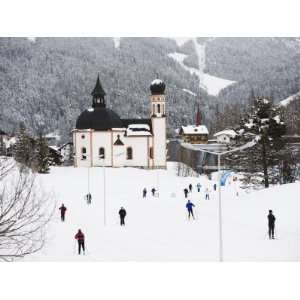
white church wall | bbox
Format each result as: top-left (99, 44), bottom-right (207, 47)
top-left (124, 136), bottom-right (149, 167)
top-left (152, 118), bottom-right (167, 168)
top-left (74, 129), bottom-right (92, 167)
top-left (112, 130), bottom-right (126, 167)
top-left (92, 131), bottom-right (112, 166)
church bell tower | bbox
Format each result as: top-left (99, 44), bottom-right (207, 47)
top-left (150, 79), bottom-right (167, 168)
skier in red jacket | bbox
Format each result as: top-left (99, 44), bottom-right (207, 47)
top-left (59, 204), bottom-right (67, 222)
top-left (74, 229), bottom-right (85, 255)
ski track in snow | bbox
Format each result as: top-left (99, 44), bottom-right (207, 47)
top-left (23, 162), bottom-right (300, 261)
top-left (170, 38), bottom-right (235, 96)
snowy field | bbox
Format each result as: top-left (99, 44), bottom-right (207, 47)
top-left (26, 162), bottom-right (300, 261)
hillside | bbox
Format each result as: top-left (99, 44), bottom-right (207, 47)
top-left (25, 163), bottom-right (300, 261)
top-left (1, 37), bottom-right (300, 140)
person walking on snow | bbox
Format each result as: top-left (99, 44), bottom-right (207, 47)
top-left (189, 184), bottom-right (193, 193)
top-left (184, 188), bottom-right (189, 198)
top-left (86, 193), bottom-right (92, 205)
top-left (119, 207), bottom-right (127, 226)
top-left (151, 188), bottom-right (156, 197)
top-left (59, 204), bottom-right (67, 222)
top-left (268, 210), bottom-right (276, 239)
top-left (143, 188), bottom-right (147, 198)
top-left (74, 229), bottom-right (85, 255)
top-left (186, 200), bottom-right (195, 220)
top-left (196, 183), bottom-right (201, 192)
top-left (205, 188), bottom-right (210, 200)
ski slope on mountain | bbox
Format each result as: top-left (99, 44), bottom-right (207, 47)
top-left (25, 163), bottom-right (300, 261)
top-left (168, 52), bottom-right (235, 96)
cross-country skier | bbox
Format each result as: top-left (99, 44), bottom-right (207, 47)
top-left (268, 210), bottom-right (276, 239)
top-left (189, 184), bottom-right (193, 193)
top-left (74, 229), bottom-right (85, 255)
top-left (143, 188), bottom-right (147, 198)
top-left (86, 193), bottom-right (92, 205)
top-left (59, 204), bottom-right (67, 222)
top-left (186, 200), bottom-right (195, 220)
top-left (213, 183), bottom-right (217, 191)
top-left (151, 188), bottom-right (156, 196)
top-left (196, 183), bottom-right (201, 192)
top-left (205, 188), bottom-right (210, 200)
top-left (119, 207), bottom-right (127, 226)
top-left (184, 188), bottom-right (189, 198)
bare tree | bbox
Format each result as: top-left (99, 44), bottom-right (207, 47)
top-left (0, 165), bottom-right (54, 261)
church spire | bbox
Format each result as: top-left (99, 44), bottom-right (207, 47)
top-left (91, 75), bottom-right (106, 108)
top-left (195, 104), bottom-right (201, 126)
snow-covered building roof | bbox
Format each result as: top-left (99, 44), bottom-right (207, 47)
top-left (126, 124), bottom-right (152, 136)
top-left (180, 125), bottom-right (209, 135)
top-left (214, 129), bottom-right (237, 138)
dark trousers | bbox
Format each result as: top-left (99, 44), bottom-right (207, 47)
top-left (197, 188), bottom-right (200, 192)
top-left (61, 213), bottom-right (65, 222)
top-left (78, 241), bottom-right (85, 254)
top-left (120, 217), bottom-right (125, 226)
top-left (205, 194), bottom-right (209, 200)
top-left (184, 193), bottom-right (188, 198)
top-left (268, 224), bottom-right (275, 239)
top-left (188, 209), bottom-right (194, 219)
top-left (143, 193), bottom-right (146, 198)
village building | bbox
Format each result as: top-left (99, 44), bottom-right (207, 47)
top-left (73, 76), bottom-right (167, 168)
top-left (213, 129), bottom-right (237, 144)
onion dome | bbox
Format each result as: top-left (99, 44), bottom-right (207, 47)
top-left (150, 78), bottom-right (166, 95)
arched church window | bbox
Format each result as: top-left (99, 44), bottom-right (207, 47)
top-left (157, 104), bottom-right (161, 114)
top-left (149, 147), bottom-right (153, 159)
top-left (99, 147), bottom-right (105, 159)
top-left (162, 104), bottom-right (165, 114)
top-left (81, 147), bottom-right (87, 160)
top-left (153, 104), bottom-right (155, 114)
top-left (127, 147), bottom-right (133, 160)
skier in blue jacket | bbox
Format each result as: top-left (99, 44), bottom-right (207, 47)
top-left (186, 200), bottom-right (195, 220)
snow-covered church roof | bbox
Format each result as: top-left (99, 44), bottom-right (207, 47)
top-left (126, 124), bottom-right (152, 136)
top-left (180, 125), bottom-right (209, 135)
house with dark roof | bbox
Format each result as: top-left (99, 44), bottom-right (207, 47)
top-left (73, 76), bottom-right (167, 168)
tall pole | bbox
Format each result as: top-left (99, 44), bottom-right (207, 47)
top-left (218, 154), bottom-right (223, 262)
top-left (103, 161), bottom-right (106, 226)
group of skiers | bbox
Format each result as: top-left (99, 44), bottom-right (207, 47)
top-left (183, 183), bottom-right (213, 200)
top-left (59, 201), bottom-right (127, 255)
top-left (143, 187), bottom-right (158, 198)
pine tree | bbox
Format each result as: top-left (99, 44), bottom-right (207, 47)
top-left (225, 98), bottom-right (286, 188)
top-left (35, 134), bottom-right (50, 173)
top-left (14, 123), bottom-right (35, 168)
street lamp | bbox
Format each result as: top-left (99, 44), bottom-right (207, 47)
top-left (181, 140), bottom-right (256, 262)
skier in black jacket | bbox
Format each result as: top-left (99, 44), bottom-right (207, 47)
top-left (268, 210), bottom-right (276, 239)
top-left (119, 207), bottom-right (127, 226)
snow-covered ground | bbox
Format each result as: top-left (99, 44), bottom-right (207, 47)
top-left (25, 162), bottom-right (300, 261)
top-left (279, 91), bottom-right (300, 106)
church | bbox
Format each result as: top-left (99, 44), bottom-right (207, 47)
top-left (73, 76), bottom-right (167, 168)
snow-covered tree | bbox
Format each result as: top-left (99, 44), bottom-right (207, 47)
top-left (34, 134), bottom-right (50, 173)
top-left (225, 98), bottom-right (286, 188)
top-left (14, 123), bottom-right (35, 169)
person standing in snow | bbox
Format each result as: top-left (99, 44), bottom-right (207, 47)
top-left (74, 229), bottom-right (85, 255)
top-left (205, 188), bottom-right (210, 200)
top-left (151, 188), bottom-right (156, 197)
top-left (268, 210), bottom-right (276, 239)
top-left (143, 188), bottom-right (147, 198)
top-left (186, 200), bottom-right (195, 220)
top-left (59, 203), bottom-right (67, 222)
top-left (184, 188), bottom-right (189, 198)
top-left (196, 183), bottom-right (201, 192)
top-left (119, 207), bottom-right (127, 226)
top-left (189, 184), bottom-right (193, 193)
top-left (86, 193), bottom-right (92, 205)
